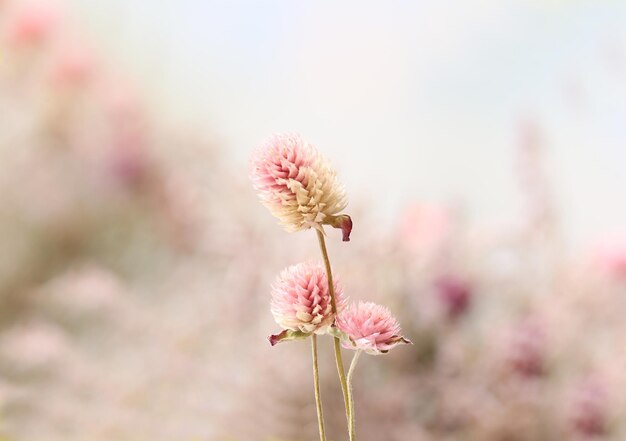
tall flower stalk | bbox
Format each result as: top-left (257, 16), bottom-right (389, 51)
top-left (316, 229), bottom-right (351, 429)
top-left (346, 350), bottom-right (362, 441)
top-left (311, 335), bottom-right (326, 441)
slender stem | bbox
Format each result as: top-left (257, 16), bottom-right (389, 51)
top-left (347, 350), bottom-right (362, 441)
top-left (315, 230), bottom-right (351, 429)
top-left (333, 335), bottom-right (350, 422)
top-left (316, 230), bottom-right (339, 314)
top-left (311, 335), bottom-right (327, 441)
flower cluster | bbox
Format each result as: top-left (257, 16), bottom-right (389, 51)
top-left (251, 132), bottom-right (410, 441)
top-left (251, 132), bottom-right (409, 352)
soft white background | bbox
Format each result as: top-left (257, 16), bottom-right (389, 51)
top-left (67, 0), bottom-right (626, 249)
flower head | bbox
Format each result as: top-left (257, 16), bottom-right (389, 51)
top-left (250, 133), bottom-right (349, 237)
top-left (269, 261), bottom-right (345, 345)
top-left (336, 301), bottom-right (411, 354)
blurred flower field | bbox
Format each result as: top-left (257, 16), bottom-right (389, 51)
top-left (1, 1), bottom-right (626, 440)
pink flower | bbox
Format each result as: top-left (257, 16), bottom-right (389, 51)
top-left (48, 45), bottom-right (94, 87)
top-left (250, 133), bottom-right (349, 237)
top-left (506, 319), bottom-right (546, 378)
top-left (569, 378), bottom-right (609, 437)
top-left (269, 262), bottom-right (345, 345)
top-left (336, 302), bottom-right (411, 354)
top-left (590, 236), bottom-right (626, 279)
top-left (435, 276), bottom-right (472, 320)
top-left (5, 3), bottom-right (58, 48)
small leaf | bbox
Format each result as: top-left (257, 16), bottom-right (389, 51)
top-left (392, 335), bottom-right (413, 346)
top-left (268, 329), bottom-right (311, 346)
top-left (377, 335), bottom-right (413, 354)
top-left (323, 214), bottom-right (353, 242)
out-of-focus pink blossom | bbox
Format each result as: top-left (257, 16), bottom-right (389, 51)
top-left (506, 319), bottom-right (546, 378)
top-left (0, 322), bottom-right (70, 374)
top-left (397, 204), bottom-right (450, 254)
top-left (100, 84), bottom-right (150, 188)
top-left (103, 84), bottom-right (143, 123)
top-left (590, 236), bottom-right (626, 279)
top-left (568, 378), bottom-right (609, 437)
top-left (108, 142), bottom-right (148, 189)
top-left (249, 133), bottom-right (348, 235)
top-left (435, 275), bottom-right (472, 320)
top-left (5, 2), bottom-right (58, 48)
top-left (336, 301), bottom-right (411, 355)
top-left (48, 45), bottom-right (93, 87)
top-left (269, 262), bottom-right (344, 343)
top-left (41, 265), bottom-right (128, 318)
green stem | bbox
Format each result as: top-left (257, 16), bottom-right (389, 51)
top-left (315, 229), bottom-right (351, 431)
top-left (347, 350), bottom-right (362, 441)
top-left (311, 334), bottom-right (327, 441)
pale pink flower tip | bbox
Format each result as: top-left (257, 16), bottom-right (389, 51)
top-left (336, 301), bottom-right (411, 354)
top-left (250, 133), bottom-right (347, 233)
top-left (270, 262), bottom-right (345, 338)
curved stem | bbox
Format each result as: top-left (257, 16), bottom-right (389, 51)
top-left (311, 335), bottom-right (327, 441)
top-left (347, 350), bottom-right (362, 441)
top-left (315, 230), bottom-right (351, 430)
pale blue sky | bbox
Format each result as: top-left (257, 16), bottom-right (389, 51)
top-left (68, 0), bottom-right (626, 248)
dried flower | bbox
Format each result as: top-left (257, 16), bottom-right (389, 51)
top-left (336, 301), bottom-right (411, 354)
top-left (269, 261), bottom-right (345, 345)
top-left (250, 133), bottom-right (349, 237)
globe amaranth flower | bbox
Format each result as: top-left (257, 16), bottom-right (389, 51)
top-left (269, 261), bottom-right (346, 346)
top-left (336, 301), bottom-right (411, 354)
top-left (250, 133), bottom-right (352, 240)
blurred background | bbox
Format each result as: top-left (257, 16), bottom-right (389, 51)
top-left (1, 0), bottom-right (626, 440)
